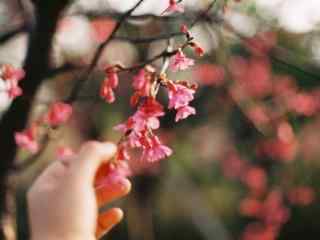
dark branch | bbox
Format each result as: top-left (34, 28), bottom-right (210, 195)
top-left (0, 1), bottom-right (70, 238)
top-left (0, 24), bottom-right (29, 44)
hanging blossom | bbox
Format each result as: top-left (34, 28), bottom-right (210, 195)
top-left (44, 102), bottom-right (73, 126)
top-left (167, 81), bottom-right (196, 122)
top-left (132, 69), bottom-right (150, 97)
top-left (109, 31), bottom-right (202, 163)
top-left (100, 67), bottom-right (119, 103)
top-left (130, 68), bottom-right (152, 106)
top-left (141, 135), bottom-right (173, 162)
top-left (15, 125), bottom-right (39, 154)
top-left (170, 49), bottom-right (194, 72)
top-left (0, 64), bottom-right (25, 99)
top-left (162, 0), bottom-right (184, 15)
top-left (15, 101), bottom-right (73, 153)
top-left (190, 42), bottom-right (205, 57)
top-left (114, 96), bottom-right (172, 163)
top-left (180, 25), bottom-right (205, 57)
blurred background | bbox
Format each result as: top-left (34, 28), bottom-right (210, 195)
top-left (2, 0), bottom-right (320, 239)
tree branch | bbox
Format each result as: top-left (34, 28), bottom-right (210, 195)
top-left (0, 24), bottom-right (29, 44)
top-left (0, 1), bottom-right (70, 238)
top-left (66, 0), bottom-right (147, 103)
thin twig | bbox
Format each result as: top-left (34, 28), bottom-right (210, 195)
top-left (66, 0), bottom-right (147, 103)
top-left (115, 32), bottom-right (184, 44)
top-left (0, 25), bottom-right (28, 44)
top-left (190, 0), bottom-right (217, 27)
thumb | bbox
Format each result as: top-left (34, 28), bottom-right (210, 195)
top-left (71, 141), bottom-right (117, 182)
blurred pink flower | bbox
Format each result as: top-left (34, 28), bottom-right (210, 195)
top-left (288, 186), bottom-right (315, 206)
top-left (141, 135), bottom-right (173, 162)
top-left (90, 18), bottom-right (116, 43)
top-left (170, 50), bottom-right (194, 72)
top-left (168, 83), bottom-right (195, 109)
top-left (288, 93), bottom-right (317, 116)
top-left (7, 79), bottom-right (23, 99)
top-left (15, 127), bottom-right (39, 154)
top-left (240, 197), bottom-right (263, 217)
top-left (100, 82), bottom-right (115, 103)
top-left (242, 166), bottom-right (267, 196)
top-left (175, 105), bottom-right (196, 122)
top-left (242, 222), bottom-right (277, 240)
top-left (1, 65), bottom-right (25, 99)
top-left (45, 102), bottom-right (73, 126)
top-left (2, 64), bottom-right (25, 81)
top-left (194, 64), bottom-right (225, 86)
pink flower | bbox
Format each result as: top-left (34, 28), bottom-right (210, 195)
top-left (162, 0), bottom-right (184, 15)
top-left (100, 69), bottom-right (119, 103)
top-left (168, 83), bottom-right (195, 109)
top-left (132, 69), bottom-right (150, 101)
top-left (100, 81), bottom-right (115, 103)
top-left (120, 98), bottom-right (164, 133)
top-left (138, 97), bottom-right (165, 118)
top-left (45, 102), bottom-right (73, 126)
top-left (261, 190), bottom-right (290, 226)
top-left (288, 93), bottom-right (317, 116)
top-left (2, 64), bottom-right (25, 81)
top-left (180, 24), bottom-right (188, 33)
top-left (1, 65), bottom-right (25, 99)
top-left (105, 71), bottom-right (119, 89)
top-left (15, 128), bottom-right (39, 153)
top-left (114, 120), bottom-right (143, 147)
top-left (242, 222), bottom-right (277, 240)
top-left (116, 146), bottom-right (130, 161)
top-left (194, 64), bottom-right (225, 86)
top-left (96, 161), bottom-right (131, 186)
top-left (141, 135), bottom-right (173, 162)
top-left (222, 152), bottom-right (247, 179)
top-left (239, 197), bottom-right (263, 217)
top-left (175, 105), bottom-right (196, 122)
top-left (132, 69), bottom-right (147, 91)
top-left (242, 166), bottom-right (267, 195)
top-left (132, 112), bottom-right (160, 132)
top-left (115, 111), bottom-right (160, 133)
top-left (7, 79), bottom-right (23, 98)
top-left (170, 50), bottom-right (194, 72)
top-left (194, 45), bottom-right (205, 57)
top-left (288, 186), bottom-right (315, 206)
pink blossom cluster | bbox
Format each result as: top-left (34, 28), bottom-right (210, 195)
top-left (100, 67), bottom-right (119, 103)
top-left (0, 64), bottom-right (25, 99)
top-left (97, 25), bottom-right (200, 166)
top-left (202, 31), bottom-right (320, 239)
top-left (220, 150), bottom-right (315, 240)
top-left (15, 102), bottom-right (73, 153)
top-left (108, 73), bottom-right (197, 163)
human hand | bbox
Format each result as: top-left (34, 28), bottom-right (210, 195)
top-left (27, 141), bottom-right (131, 240)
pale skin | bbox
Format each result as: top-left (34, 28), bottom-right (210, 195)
top-left (27, 142), bottom-right (131, 240)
